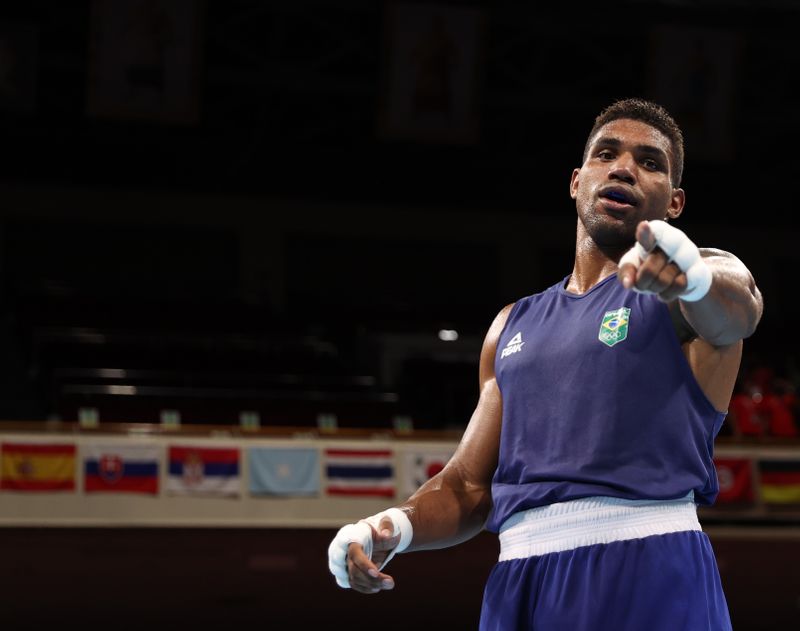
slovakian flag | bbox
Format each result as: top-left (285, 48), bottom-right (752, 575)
top-left (84, 444), bottom-right (159, 495)
top-left (167, 446), bottom-right (240, 497)
top-left (402, 448), bottom-right (454, 497)
top-left (249, 447), bottom-right (320, 496)
top-left (713, 457), bottom-right (754, 505)
top-left (758, 459), bottom-right (800, 505)
top-left (325, 448), bottom-right (395, 498)
top-left (1, 442), bottom-right (76, 491)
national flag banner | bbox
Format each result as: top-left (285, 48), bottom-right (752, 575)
top-left (83, 444), bottom-right (159, 495)
top-left (249, 447), bottom-right (320, 496)
top-left (758, 459), bottom-right (800, 505)
top-left (1, 442), bottom-right (76, 491)
top-left (325, 448), bottom-right (395, 498)
top-left (167, 446), bottom-right (240, 497)
top-left (713, 457), bottom-right (754, 505)
top-left (402, 448), bottom-right (454, 497)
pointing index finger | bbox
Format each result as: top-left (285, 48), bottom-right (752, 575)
top-left (636, 220), bottom-right (657, 253)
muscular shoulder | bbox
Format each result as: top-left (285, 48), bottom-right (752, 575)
top-left (486, 303), bottom-right (515, 344)
top-left (479, 303), bottom-right (516, 384)
top-left (699, 247), bottom-right (735, 259)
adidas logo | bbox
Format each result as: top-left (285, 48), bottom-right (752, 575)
top-left (501, 332), bottom-right (525, 358)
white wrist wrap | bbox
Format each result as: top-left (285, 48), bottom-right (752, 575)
top-left (620, 220), bottom-right (712, 302)
top-left (327, 521), bottom-right (372, 588)
top-left (327, 508), bottom-right (414, 589)
top-left (364, 507), bottom-right (414, 559)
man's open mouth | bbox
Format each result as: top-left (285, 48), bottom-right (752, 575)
top-left (599, 187), bottom-right (637, 206)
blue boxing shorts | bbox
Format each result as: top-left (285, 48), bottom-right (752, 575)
top-left (479, 496), bottom-right (731, 631)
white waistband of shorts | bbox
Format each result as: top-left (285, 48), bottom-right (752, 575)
top-left (498, 494), bottom-right (700, 561)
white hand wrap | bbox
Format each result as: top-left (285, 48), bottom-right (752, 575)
top-left (327, 507), bottom-right (413, 589)
top-left (619, 220), bottom-right (712, 302)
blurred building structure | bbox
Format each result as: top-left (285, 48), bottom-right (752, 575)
top-left (0, 1), bottom-right (799, 629)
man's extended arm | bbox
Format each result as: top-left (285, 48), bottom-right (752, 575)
top-left (618, 220), bottom-right (763, 347)
top-left (679, 247), bottom-right (762, 347)
top-left (616, 220), bottom-right (763, 412)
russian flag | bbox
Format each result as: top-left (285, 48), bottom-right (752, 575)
top-left (325, 448), bottom-right (395, 498)
top-left (84, 444), bottom-right (159, 495)
top-left (167, 445), bottom-right (240, 497)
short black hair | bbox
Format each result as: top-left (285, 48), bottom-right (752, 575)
top-left (583, 98), bottom-right (684, 188)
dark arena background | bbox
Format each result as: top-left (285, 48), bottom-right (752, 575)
top-left (1, 1), bottom-right (799, 629)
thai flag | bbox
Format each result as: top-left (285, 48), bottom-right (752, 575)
top-left (84, 444), bottom-right (159, 494)
top-left (325, 448), bottom-right (395, 498)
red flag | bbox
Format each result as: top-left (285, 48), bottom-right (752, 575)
top-left (714, 457), bottom-right (754, 505)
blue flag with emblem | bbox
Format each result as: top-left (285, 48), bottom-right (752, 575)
top-left (248, 447), bottom-right (320, 496)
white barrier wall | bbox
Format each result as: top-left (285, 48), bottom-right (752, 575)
top-left (1, 431), bottom-right (797, 527)
top-left (0, 432), bottom-right (457, 528)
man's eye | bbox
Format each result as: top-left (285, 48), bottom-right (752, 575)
top-left (643, 158), bottom-right (660, 170)
top-left (597, 150), bottom-right (614, 160)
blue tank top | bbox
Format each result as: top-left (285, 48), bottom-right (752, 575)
top-left (487, 273), bottom-right (726, 533)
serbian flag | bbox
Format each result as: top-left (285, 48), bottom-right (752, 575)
top-left (713, 457), bottom-right (754, 505)
top-left (1, 442), bottom-right (76, 491)
top-left (402, 448), bottom-right (454, 497)
top-left (758, 459), bottom-right (800, 505)
top-left (84, 444), bottom-right (159, 495)
top-left (166, 446), bottom-right (240, 497)
top-left (325, 448), bottom-right (395, 498)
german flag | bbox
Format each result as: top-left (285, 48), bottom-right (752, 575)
top-left (758, 459), bottom-right (800, 505)
top-left (1, 443), bottom-right (76, 491)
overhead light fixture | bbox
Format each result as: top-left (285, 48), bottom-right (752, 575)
top-left (438, 329), bottom-right (458, 342)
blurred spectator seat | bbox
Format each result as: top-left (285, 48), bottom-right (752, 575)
top-left (54, 367), bottom-right (398, 428)
top-left (728, 365), bottom-right (798, 439)
top-left (20, 300), bottom-right (398, 428)
top-left (729, 392), bottom-right (764, 437)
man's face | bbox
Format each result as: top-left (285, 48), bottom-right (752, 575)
top-left (569, 118), bottom-right (685, 249)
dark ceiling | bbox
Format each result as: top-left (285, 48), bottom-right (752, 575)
top-left (1, 1), bottom-right (798, 224)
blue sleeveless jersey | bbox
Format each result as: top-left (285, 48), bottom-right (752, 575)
top-left (487, 274), bottom-right (726, 533)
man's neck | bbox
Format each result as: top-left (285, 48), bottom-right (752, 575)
top-left (566, 259), bottom-right (619, 295)
top-left (566, 219), bottom-right (628, 295)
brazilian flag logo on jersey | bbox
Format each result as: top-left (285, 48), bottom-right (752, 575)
top-left (598, 307), bottom-right (631, 347)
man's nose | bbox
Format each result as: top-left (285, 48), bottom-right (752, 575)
top-left (608, 154), bottom-right (636, 184)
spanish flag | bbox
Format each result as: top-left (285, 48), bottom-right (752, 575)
top-left (758, 459), bottom-right (800, 505)
top-left (1, 442), bottom-right (76, 491)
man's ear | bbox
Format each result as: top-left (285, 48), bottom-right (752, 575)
top-left (570, 168), bottom-right (581, 200)
top-left (665, 188), bottom-right (685, 220)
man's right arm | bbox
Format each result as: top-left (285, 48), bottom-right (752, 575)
top-left (397, 303), bottom-right (511, 551)
top-left (334, 303), bottom-right (512, 593)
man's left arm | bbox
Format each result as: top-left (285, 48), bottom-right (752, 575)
top-left (618, 220), bottom-right (764, 347)
top-left (679, 248), bottom-right (763, 347)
